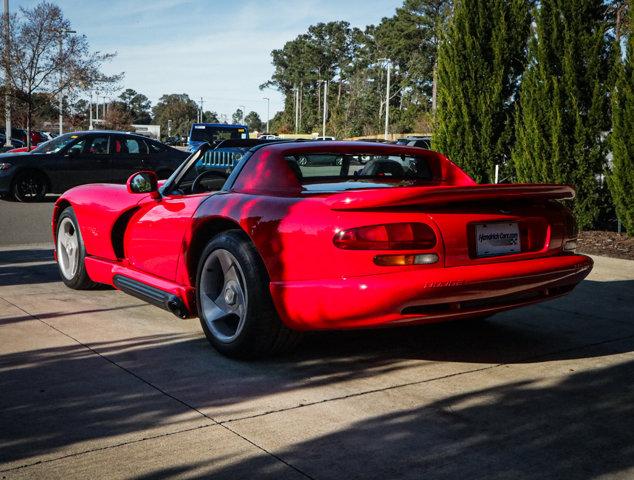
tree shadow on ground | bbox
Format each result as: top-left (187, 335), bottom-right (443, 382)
top-left (0, 279), bottom-right (633, 473)
top-left (184, 355), bottom-right (634, 480)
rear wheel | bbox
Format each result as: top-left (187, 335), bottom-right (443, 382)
top-left (12, 171), bottom-right (48, 202)
top-left (56, 207), bottom-right (97, 289)
top-left (196, 230), bottom-right (302, 359)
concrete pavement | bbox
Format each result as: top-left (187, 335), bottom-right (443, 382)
top-left (0, 197), bottom-right (56, 245)
top-left (0, 245), bottom-right (633, 479)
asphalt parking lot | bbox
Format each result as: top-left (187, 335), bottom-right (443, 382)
top-left (1, 201), bottom-right (634, 479)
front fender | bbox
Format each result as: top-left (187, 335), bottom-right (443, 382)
top-left (53, 184), bottom-right (150, 260)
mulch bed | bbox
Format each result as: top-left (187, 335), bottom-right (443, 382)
top-left (577, 230), bottom-right (634, 260)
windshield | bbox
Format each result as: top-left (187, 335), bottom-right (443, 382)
top-left (171, 146), bottom-right (251, 194)
top-left (285, 153), bottom-right (433, 189)
top-left (32, 134), bottom-right (78, 154)
top-left (190, 125), bottom-right (247, 142)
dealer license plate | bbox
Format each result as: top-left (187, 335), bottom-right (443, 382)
top-left (475, 222), bottom-right (521, 257)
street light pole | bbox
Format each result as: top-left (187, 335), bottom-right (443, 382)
top-left (3, 0), bottom-right (12, 147)
top-left (384, 61), bottom-right (391, 141)
top-left (263, 97), bottom-right (270, 133)
top-left (58, 29), bottom-right (76, 136)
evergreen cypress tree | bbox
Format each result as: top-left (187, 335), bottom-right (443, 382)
top-left (434, 0), bottom-right (531, 183)
top-left (608, 6), bottom-right (633, 234)
top-left (512, 0), bottom-right (612, 229)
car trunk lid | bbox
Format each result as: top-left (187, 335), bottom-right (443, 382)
top-left (325, 184), bottom-right (573, 267)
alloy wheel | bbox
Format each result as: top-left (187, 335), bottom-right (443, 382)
top-left (199, 248), bottom-right (248, 343)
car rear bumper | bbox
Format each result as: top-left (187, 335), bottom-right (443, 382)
top-left (269, 254), bottom-right (593, 330)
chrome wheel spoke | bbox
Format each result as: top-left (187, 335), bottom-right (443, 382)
top-left (205, 294), bottom-right (234, 322)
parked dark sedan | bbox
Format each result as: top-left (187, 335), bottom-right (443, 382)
top-left (0, 131), bottom-right (189, 202)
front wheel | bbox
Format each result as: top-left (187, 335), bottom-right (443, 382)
top-left (196, 230), bottom-right (302, 359)
top-left (56, 207), bottom-right (98, 289)
top-left (12, 171), bottom-right (48, 202)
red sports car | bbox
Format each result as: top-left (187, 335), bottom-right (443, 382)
top-left (52, 141), bottom-right (592, 358)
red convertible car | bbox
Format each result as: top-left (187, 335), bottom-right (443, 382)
top-left (52, 141), bottom-right (592, 358)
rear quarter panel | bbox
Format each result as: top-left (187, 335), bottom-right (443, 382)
top-left (192, 192), bottom-right (445, 283)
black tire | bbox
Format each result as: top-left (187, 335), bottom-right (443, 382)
top-left (196, 230), bottom-right (302, 359)
top-left (12, 170), bottom-right (48, 202)
top-left (55, 207), bottom-right (98, 290)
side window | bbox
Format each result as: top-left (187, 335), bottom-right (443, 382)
top-left (126, 138), bottom-right (148, 154)
top-left (66, 139), bottom-right (87, 155)
top-left (86, 136), bottom-right (110, 155)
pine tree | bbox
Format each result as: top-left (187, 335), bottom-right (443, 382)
top-left (512, 0), bottom-right (613, 229)
top-left (608, 5), bottom-right (634, 234)
top-left (434, 0), bottom-right (531, 183)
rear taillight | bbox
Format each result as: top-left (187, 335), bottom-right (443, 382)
top-left (333, 223), bottom-right (436, 250)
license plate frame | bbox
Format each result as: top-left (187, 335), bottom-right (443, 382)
top-left (475, 222), bottom-right (521, 258)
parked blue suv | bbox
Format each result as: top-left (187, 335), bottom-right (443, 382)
top-left (187, 123), bottom-right (249, 152)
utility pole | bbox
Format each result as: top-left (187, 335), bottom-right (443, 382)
top-left (199, 97), bottom-right (204, 123)
top-left (294, 85), bottom-right (299, 134)
top-left (263, 97), bottom-right (270, 133)
top-left (384, 61), bottom-right (391, 140)
top-left (322, 80), bottom-right (328, 138)
top-left (58, 28), bottom-right (76, 136)
top-left (3, 0), bottom-right (12, 147)
top-left (88, 92), bottom-right (93, 129)
top-left (298, 82), bottom-right (303, 133)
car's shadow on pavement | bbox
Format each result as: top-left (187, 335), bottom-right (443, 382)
top-left (0, 248), bottom-right (53, 265)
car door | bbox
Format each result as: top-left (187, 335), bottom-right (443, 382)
top-left (123, 192), bottom-right (211, 281)
top-left (122, 149), bottom-right (227, 281)
top-left (110, 136), bottom-right (150, 183)
top-left (48, 134), bottom-right (112, 191)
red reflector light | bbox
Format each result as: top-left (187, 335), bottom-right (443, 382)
top-left (333, 223), bottom-right (437, 250)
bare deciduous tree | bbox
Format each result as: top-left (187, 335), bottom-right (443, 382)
top-left (0, 2), bottom-right (121, 146)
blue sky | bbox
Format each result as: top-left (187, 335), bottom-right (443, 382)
top-left (11, 0), bottom-right (403, 122)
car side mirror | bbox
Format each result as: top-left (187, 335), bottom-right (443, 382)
top-left (127, 171), bottom-right (160, 199)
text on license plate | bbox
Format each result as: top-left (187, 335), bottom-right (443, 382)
top-left (475, 222), bottom-right (521, 257)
